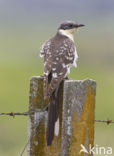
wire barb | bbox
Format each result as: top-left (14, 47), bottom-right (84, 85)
top-left (95, 119), bottom-right (114, 125)
top-left (0, 109), bottom-right (46, 117)
top-left (0, 111), bottom-right (114, 125)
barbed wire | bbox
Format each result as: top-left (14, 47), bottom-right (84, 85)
top-left (95, 119), bottom-right (114, 125)
top-left (0, 110), bottom-right (114, 156)
top-left (0, 112), bottom-right (29, 116)
top-left (0, 111), bottom-right (114, 125)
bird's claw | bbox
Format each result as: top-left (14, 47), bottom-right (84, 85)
top-left (65, 76), bottom-right (71, 80)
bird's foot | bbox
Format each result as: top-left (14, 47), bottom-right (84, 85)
top-left (65, 76), bottom-right (71, 80)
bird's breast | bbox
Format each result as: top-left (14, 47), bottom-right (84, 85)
top-left (73, 47), bottom-right (78, 67)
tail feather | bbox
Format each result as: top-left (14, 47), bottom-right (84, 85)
top-left (46, 86), bottom-right (60, 146)
top-left (46, 92), bottom-right (56, 146)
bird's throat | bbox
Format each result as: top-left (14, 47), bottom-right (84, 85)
top-left (59, 29), bottom-right (74, 42)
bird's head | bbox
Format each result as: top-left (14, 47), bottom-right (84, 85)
top-left (58, 20), bottom-right (84, 41)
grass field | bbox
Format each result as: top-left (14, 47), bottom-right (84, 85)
top-left (0, 58), bottom-right (114, 155)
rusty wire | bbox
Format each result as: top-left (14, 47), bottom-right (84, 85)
top-left (0, 111), bottom-right (114, 125)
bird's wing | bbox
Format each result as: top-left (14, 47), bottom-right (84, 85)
top-left (40, 39), bottom-right (54, 98)
top-left (40, 37), bottom-right (76, 98)
top-left (40, 40), bottom-right (51, 58)
top-left (47, 38), bottom-right (76, 97)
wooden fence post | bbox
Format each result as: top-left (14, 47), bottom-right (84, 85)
top-left (28, 76), bottom-right (96, 156)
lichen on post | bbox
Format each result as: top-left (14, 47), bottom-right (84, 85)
top-left (28, 77), bottom-right (96, 156)
top-left (28, 76), bottom-right (63, 156)
top-left (61, 79), bottom-right (96, 156)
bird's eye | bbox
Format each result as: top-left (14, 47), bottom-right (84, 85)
top-left (69, 24), bottom-right (73, 28)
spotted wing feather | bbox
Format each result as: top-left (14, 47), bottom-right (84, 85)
top-left (45, 38), bottom-right (77, 97)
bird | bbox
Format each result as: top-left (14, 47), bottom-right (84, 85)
top-left (40, 20), bottom-right (84, 146)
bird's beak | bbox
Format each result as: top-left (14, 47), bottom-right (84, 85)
top-left (76, 24), bottom-right (85, 28)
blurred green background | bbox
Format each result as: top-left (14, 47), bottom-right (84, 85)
top-left (0, 0), bottom-right (114, 155)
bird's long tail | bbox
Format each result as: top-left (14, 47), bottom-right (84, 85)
top-left (46, 86), bottom-right (60, 146)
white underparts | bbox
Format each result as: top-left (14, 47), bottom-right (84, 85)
top-left (67, 48), bottom-right (78, 74)
top-left (54, 118), bottom-right (59, 136)
top-left (67, 67), bottom-right (70, 74)
top-left (73, 47), bottom-right (78, 67)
